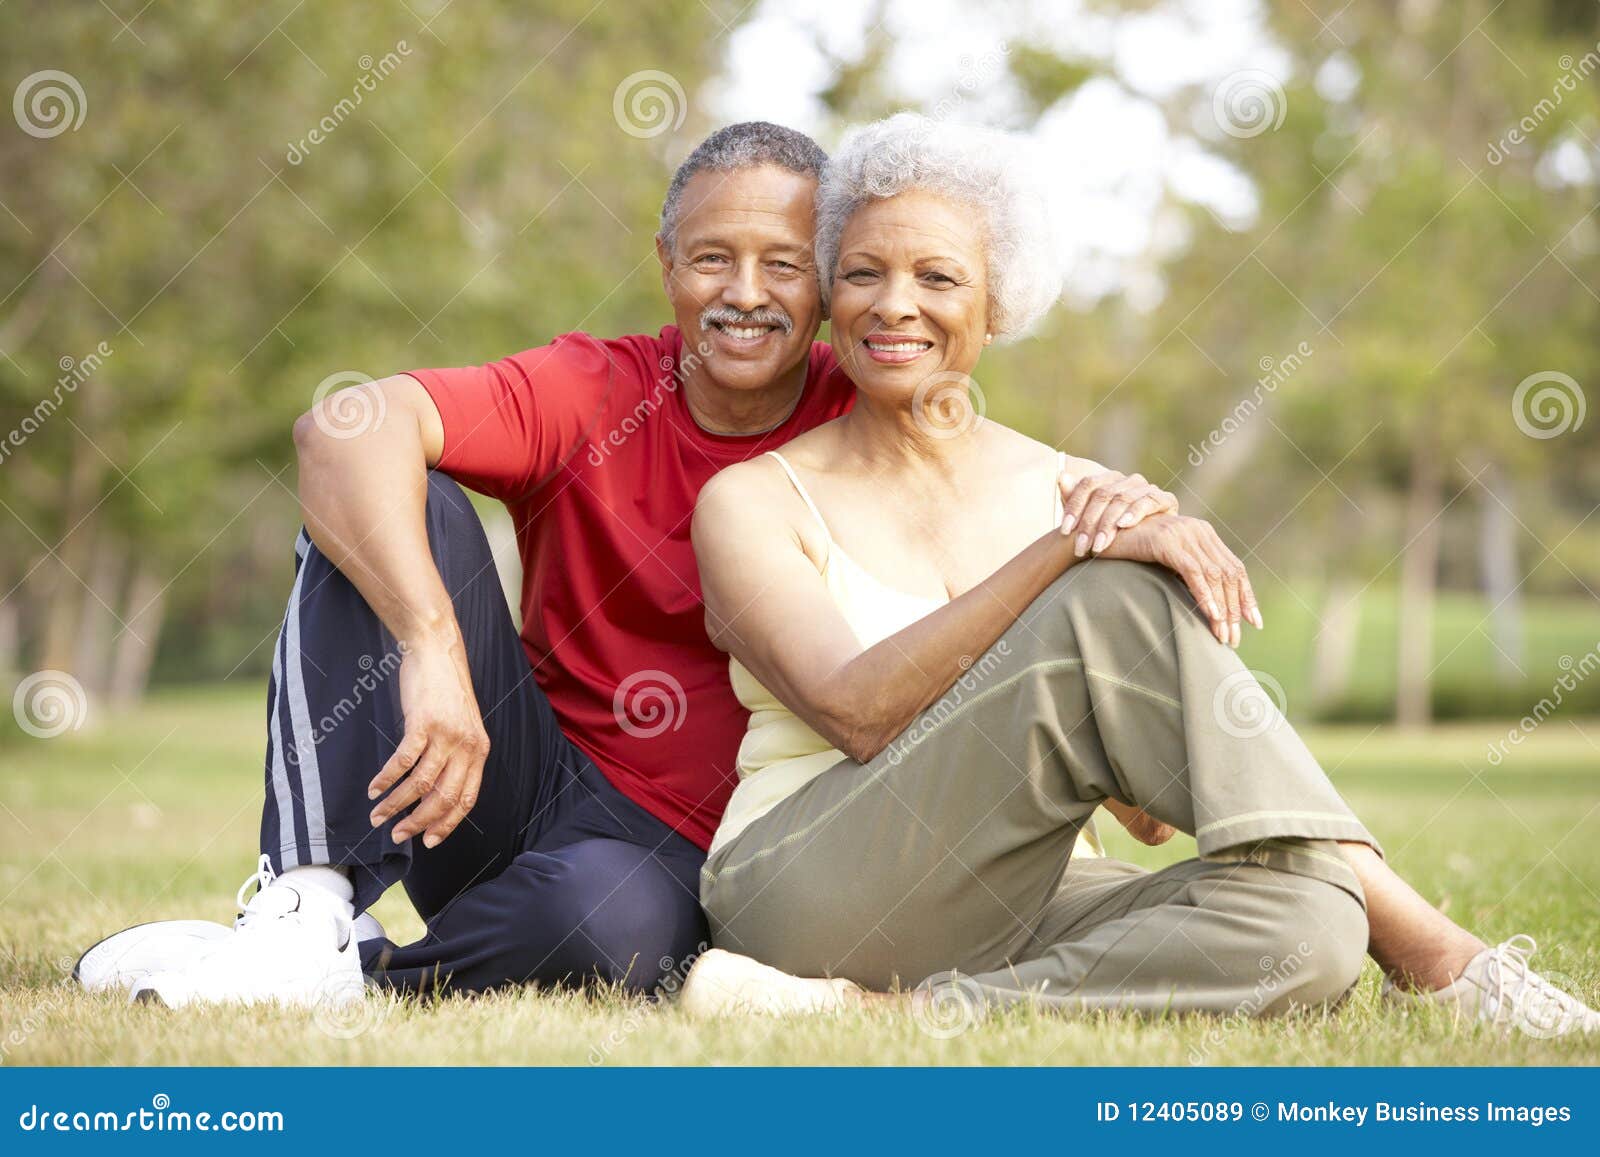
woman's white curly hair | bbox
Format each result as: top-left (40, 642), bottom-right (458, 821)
top-left (815, 113), bottom-right (1063, 340)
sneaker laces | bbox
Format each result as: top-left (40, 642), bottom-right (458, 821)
top-left (233, 854), bottom-right (303, 929)
top-left (1481, 935), bottom-right (1588, 1034)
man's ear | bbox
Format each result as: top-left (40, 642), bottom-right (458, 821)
top-left (655, 233), bottom-right (675, 299)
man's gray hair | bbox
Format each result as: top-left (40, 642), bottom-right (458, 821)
top-left (815, 113), bottom-right (1063, 339)
top-left (659, 121), bottom-right (828, 251)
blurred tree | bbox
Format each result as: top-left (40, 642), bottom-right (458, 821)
top-left (1, 0), bottom-right (735, 699)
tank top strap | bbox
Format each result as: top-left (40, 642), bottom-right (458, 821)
top-left (1052, 451), bottom-right (1067, 524)
top-left (765, 451), bottom-right (833, 546)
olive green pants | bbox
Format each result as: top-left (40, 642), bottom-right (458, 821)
top-left (701, 560), bottom-right (1379, 1016)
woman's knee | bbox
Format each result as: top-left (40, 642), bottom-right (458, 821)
top-left (1266, 877), bottom-right (1370, 1008)
top-left (1023, 560), bottom-right (1183, 642)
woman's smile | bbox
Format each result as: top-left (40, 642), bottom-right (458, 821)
top-left (861, 332), bottom-right (935, 365)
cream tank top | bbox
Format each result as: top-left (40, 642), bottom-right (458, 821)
top-left (708, 450), bottom-right (1106, 859)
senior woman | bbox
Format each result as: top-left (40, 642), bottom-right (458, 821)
top-left (682, 114), bottom-right (1596, 1034)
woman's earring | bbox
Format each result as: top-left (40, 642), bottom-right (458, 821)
top-left (984, 333), bottom-right (993, 345)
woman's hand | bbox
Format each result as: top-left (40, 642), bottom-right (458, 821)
top-left (1097, 514), bottom-right (1262, 648)
top-left (1102, 799), bottom-right (1178, 846)
top-left (1058, 468), bottom-right (1178, 560)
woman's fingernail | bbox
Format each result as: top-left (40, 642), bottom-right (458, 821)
top-left (1250, 609), bottom-right (1264, 629)
top-left (1208, 602), bottom-right (1221, 620)
top-left (1117, 513), bottom-right (1136, 527)
top-left (1061, 514), bottom-right (1077, 535)
top-left (423, 834), bottom-right (440, 849)
top-left (1075, 534), bottom-right (1089, 557)
top-left (368, 787), bottom-right (380, 800)
top-left (1092, 531), bottom-right (1110, 553)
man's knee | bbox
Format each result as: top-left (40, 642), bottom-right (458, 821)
top-left (508, 842), bottom-right (706, 993)
top-left (420, 471), bottom-right (499, 586)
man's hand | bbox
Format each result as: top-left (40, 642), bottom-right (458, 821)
top-left (367, 633), bottom-right (490, 847)
top-left (1058, 468), bottom-right (1178, 560)
top-left (1102, 799), bottom-right (1178, 846)
top-left (1097, 514), bottom-right (1261, 648)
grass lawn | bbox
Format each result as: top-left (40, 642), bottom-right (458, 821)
top-left (2, 684), bottom-right (1598, 1066)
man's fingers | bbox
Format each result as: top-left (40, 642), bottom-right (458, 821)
top-left (369, 729), bottom-right (427, 799)
top-left (371, 743), bottom-right (448, 830)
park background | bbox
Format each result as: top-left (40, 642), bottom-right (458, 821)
top-left (1, 0), bottom-right (1598, 1064)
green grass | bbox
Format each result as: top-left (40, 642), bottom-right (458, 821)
top-left (1237, 585), bottom-right (1600, 722)
top-left (2, 685), bottom-right (1598, 1066)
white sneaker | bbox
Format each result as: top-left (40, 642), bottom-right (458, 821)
top-left (74, 920), bottom-right (232, 994)
top-left (129, 855), bottom-right (362, 1010)
top-left (1383, 934), bottom-right (1600, 1038)
top-left (677, 948), bottom-right (861, 1018)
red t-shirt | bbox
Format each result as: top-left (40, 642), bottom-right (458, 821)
top-left (410, 326), bottom-right (853, 850)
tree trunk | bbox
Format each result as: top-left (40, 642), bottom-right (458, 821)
top-left (1311, 575), bottom-right (1362, 714)
top-left (1396, 437), bottom-right (1442, 727)
top-left (1476, 460), bottom-right (1524, 683)
top-left (72, 531), bottom-right (126, 695)
top-left (38, 439), bottom-right (106, 671)
top-left (109, 563), bottom-right (166, 706)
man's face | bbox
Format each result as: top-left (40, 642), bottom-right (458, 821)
top-left (657, 165), bottom-right (824, 394)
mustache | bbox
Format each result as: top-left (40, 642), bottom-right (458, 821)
top-left (699, 305), bottom-right (794, 335)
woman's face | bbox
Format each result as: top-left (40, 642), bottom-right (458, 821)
top-left (829, 189), bottom-right (991, 403)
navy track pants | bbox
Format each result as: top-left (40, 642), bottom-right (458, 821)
top-left (258, 473), bottom-right (708, 996)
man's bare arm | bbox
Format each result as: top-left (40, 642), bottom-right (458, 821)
top-left (293, 374), bottom-right (490, 847)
